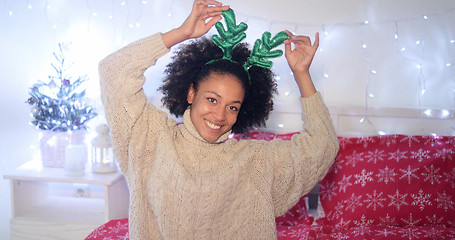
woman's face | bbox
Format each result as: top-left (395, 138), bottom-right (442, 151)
top-left (187, 72), bottom-right (245, 143)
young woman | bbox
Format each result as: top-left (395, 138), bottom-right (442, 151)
top-left (99, 0), bottom-right (338, 239)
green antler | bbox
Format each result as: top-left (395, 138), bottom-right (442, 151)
top-left (211, 9), bottom-right (248, 60)
top-left (243, 31), bottom-right (289, 70)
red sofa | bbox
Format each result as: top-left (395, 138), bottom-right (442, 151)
top-left (86, 134), bottom-right (455, 240)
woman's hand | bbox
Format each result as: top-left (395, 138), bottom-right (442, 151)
top-left (284, 30), bottom-right (319, 75)
top-left (163, 0), bottom-right (229, 48)
top-left (180, 0), bottom-right (229, 39)
top-left (284, 30), bottom-right (319, 97)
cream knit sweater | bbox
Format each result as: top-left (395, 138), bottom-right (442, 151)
top-left (99, 33), bottom-right (339, 240)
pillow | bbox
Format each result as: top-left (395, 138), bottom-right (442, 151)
top-left (318, 135), bottom-right (455, 229)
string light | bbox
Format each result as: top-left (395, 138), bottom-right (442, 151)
top-left (6, 1), bottom-right (455, 136)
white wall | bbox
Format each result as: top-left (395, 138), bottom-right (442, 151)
top-left (1, 0), bottom-right (454, 239)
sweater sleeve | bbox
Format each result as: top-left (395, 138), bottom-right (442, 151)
top-left (268, 92), bottom-right (339, 217)
top-left (99, 33), bottom-right (170, 174)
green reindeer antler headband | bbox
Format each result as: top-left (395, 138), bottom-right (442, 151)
top-left (207, 9), bottom-right (289, 83)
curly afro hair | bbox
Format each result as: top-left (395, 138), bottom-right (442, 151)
top-left (159, 37), bottom-right (278, 135)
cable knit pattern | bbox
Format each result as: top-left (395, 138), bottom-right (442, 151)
top-left (99, 33), bottom-right (339, 240)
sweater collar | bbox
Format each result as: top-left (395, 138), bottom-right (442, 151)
top-left (182, 108), bottom-right (231, 144)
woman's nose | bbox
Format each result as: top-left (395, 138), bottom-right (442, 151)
top-left (213, 106), bottom-right (226, 121)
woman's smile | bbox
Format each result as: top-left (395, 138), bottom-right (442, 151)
top-left (187, 72), bottom-right (245, 142)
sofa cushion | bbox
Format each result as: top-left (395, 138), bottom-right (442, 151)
top-left (280, 225), bottom-right (455, 240)
top-left (318, 135), bottom-right (455, 228)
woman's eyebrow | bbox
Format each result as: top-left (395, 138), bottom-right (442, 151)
top-left (205, 91), bottom-right (222, 98)
top-left (205, 91), bottom-right (242, 104)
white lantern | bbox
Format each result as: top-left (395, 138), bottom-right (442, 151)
top-left (91, 124), bottom-right (116, 173)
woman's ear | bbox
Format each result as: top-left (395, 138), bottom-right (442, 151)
top-left (187, 84), bottom-right (195, 104)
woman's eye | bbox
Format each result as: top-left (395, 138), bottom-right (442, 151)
top-left (230, 106), bottom-right (239, 111)
top-left (207, 98), bottom-right (217, 103)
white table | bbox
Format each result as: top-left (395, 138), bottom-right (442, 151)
top-left (3, 161), bottom-right (129, 240)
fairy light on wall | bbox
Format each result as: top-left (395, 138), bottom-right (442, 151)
top-left (4, 1), bottom-right (455, 135)
top-left (320, 25), bottom-right (329, 80)
top-left (358, 19), bottom-right (380, 134)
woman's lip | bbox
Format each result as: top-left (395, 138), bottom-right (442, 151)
top-left (205, 120), bottom-right (221, 130)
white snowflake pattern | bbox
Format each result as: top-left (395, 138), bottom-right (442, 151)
top-left (425, 214), bottom-right (444, 226)
top-left (422, 227), bottom-right (445, 239)
top-left (356, 137), bottom-right (376, 149)
top-left (399, 227), bottom-right (422, 240)
top-left (327, 201), bottom-right (345, 221)
top-left (286, 228), bottom-right (310, 239)
top-left (364, 190), bottom-right (386, 211)
top-left (445, 137), bottom-right (455, 145)
top-left (424, 136), bottom-right (441, 146)
top-left (117, 232), bottom-right (130, 240)
top-left (399, 165), bottom-right (420, 184)
top-left (345, 150), bottom-right (365, 167)
top-left (353, 215), bottom-right (374, 226)
top-left (334, 217), bottom-right (352, 231)
top-left (380, 135), bottom-right (398, 147)
top-left (100, 236), bottom-right (116, 240)
top-left (330, 232), bottom-right (350, 240)
top-left (108, 221), bottom-right (129, 234)
top-left (444, 168), bottom-right (455, 189)
top-left (400, 135), bottom-right (420, 147)
top-left (375, 227), bottom-right (397, 237)
top-left (436, 191), bottom-right (455, 212)
top-left (345, 193), bottom-right (363, 213)
top-left (320, 181), bottom-right (338, 201)
top-left (366, 149), bottom-right (386, 164)
top-left (421, 165), bottom-right (442, 185)
top-left (86, 227), bottom-right (107, 238)
top-left (379, 213), bottom-right (398, 226)
top-left (338, 138), bottom-right (353, 150)
top-left (354, 169), bottom-right (374, 187)
top-left (411, 189), bottom-right (432, 211)
top-left (337, 174), bottom-right (353, 193)
top-left (435, 148), bottom-right (454, 162)
top-left (376, 166), bottom-right (397, 184)
top-left (388, 189), bottom-right (409, 211)
top-left (411, 149), bottom-right (431, 162)
top-left (388, 149), bottom-right (408, 163)
top-left (331, 154), bottom-right (345, 174)
top-left (401, 213), bottom-right (422, 227)
top-left (351, 225), bottom-right (372, 238)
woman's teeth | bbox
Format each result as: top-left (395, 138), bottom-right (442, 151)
top-left (205, 120), bottom-right (221, 130)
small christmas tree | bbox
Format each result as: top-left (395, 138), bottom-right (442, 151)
top-left (27, 43), bottom-right (97, 132)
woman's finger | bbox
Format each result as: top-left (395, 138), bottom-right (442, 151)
top-left (204, 0), bottom-right (223, 7)
top-left (312, 32), bottom-right (320, 49)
